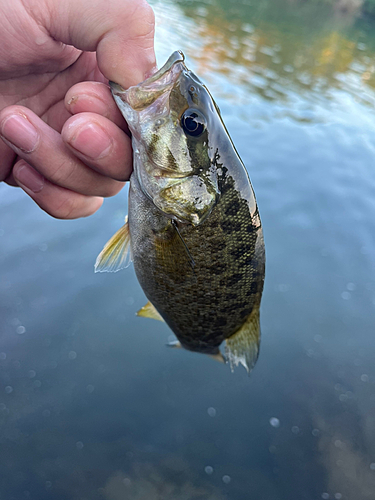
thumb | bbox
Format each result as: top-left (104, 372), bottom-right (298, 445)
top-left (44, 0), bottom-right (156, 87)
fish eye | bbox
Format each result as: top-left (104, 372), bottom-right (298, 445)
top-left (181, 109), bottom-right (206, 137)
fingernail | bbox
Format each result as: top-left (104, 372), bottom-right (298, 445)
top-left (14, 162), bottom-right (44, 193)
top-left (0, 114), bottom-right (39, 153)
top-left (67, 94), bottom-right (109, 117)
top-left (67, 122), bottom-right (112, 159)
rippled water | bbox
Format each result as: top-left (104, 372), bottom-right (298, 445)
top-left (1, 1), bottom-right (375, 499)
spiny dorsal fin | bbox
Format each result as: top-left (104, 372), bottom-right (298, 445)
top-left (225, 305), bottom-right (261, 374)
top-left (137, 301), bottom-right (164, 322)
top-left (94, 216), bottom-right (132, 273)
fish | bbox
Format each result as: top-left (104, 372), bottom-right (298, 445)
top-left (95, 51), bottom-right (265, 373)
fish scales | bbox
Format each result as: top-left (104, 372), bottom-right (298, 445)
top-left (96, 51), bottom-right (265, 372)
top-left (129, 170), bottom-right (263, 353)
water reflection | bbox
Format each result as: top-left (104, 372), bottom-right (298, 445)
top-left (166, 0), bottom-right (375, 112)
top-left (102, 463), bottom-right (227, 500)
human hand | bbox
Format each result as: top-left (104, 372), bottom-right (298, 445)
top-left (0, 0), bottom-right (155, 218)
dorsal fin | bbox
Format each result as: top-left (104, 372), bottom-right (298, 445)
top-left (94, 216), bottom-right (132, 273)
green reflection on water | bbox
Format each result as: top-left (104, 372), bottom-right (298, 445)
top-left (171, 0), bottom-right (375, 107)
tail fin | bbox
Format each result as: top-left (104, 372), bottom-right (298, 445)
top-left (225, 305), bottom-right (260, 374)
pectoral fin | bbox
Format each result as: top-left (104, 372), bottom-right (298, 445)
top-left (95, 217), bottom-right (132, 273)
top-left (137, 301), bottom-right (164, 322)
top-left (171, 220), bottom-right (195, 271)
top-left (225, 305), bottom-right (261, 374)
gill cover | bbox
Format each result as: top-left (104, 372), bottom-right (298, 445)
top-left (110, 51), bottom-right (220, 226)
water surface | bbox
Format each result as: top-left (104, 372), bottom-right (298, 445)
top-left (1, 1), bottom-right (375, 499)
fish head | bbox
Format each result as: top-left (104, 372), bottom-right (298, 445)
top-left (110, 51), bottom-right (229, 226)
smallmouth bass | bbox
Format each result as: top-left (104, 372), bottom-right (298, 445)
top-left (95, 51), bottom-right (265, 373)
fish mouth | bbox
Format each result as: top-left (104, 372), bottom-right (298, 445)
top-left (110, 51), bottom-right (186, 112)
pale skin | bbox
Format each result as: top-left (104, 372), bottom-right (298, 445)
top-left (0, 0), bottom-right (156, 218)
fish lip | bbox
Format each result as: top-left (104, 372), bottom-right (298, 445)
top-left (139, 50), bottom-right (185, 86)
top-left (109, 50), bottom-right (185, 95)
top-left (109, 81), bottom-right (124, 93)
top-left (109, 51), bottom-right (186, 111)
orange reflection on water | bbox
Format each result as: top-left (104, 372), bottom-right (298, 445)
top-left (169, 0), bottom-right (375, 104)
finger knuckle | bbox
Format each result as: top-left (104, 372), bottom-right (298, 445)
top-left (48, 158), bottom-right (76, 186)
top-left (123, 1), bottom-right (155, 39)
top-left (140, 1), bottom-right (155, 30)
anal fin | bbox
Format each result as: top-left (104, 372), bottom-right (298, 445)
top-left (137, 301), bottom-right (164, 322)
top-left (209, 351), bottom-right (226, 364)
top-left (166, 340), bottom-right (181, 348)
top-left (225, 305), bottom-right (261, 374)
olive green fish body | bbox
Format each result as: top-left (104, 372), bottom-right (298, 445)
top-left (129, 167), bottom-right (264, 355)
top-left (96, 52), bottom-right (265, 372)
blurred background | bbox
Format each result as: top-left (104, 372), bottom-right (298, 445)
top-left (1, 0), bottom-right (375, 498)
